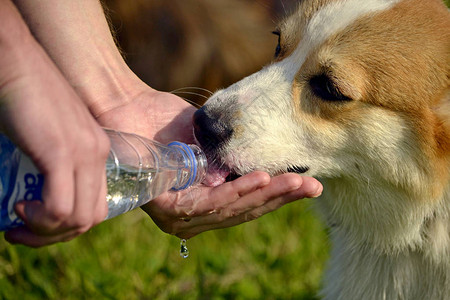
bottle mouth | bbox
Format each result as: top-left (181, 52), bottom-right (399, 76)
top-left (168, 142), bottom-right (207, 190)
top-left (187, 144), bottom-right (208, 185)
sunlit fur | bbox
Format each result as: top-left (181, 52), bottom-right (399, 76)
top-left (198, 0), bottom-right (450, 298)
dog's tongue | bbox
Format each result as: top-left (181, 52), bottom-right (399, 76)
top-left (203, 164), bottom-right (230, 187)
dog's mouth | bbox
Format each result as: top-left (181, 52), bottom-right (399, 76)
top-left (203, 160), bottom-right (310, 187)
top-left (198, 139), bottom-right (310, 186)
top-left (202, 157), bottom-right (243, 186)
top-left (203, 162), bottom-right (231, 187)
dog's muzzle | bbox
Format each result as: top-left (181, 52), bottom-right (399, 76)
top-left (193, 107), bottom-right (233, 153)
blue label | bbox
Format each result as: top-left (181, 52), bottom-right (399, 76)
top-left (0, 134), bottom-right (21, 230)
top-left (24, 173), bottom-right (44, 201)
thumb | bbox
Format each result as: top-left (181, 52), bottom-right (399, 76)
top-left (13, 200), bottom-right (44, 232)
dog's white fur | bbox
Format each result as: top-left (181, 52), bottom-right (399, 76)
top-left (196, 0), bottom-right (450, 298)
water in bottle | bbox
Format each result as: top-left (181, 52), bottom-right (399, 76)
top-left (0, 128), bottom-right (207, 231)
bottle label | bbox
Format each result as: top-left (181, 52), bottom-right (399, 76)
top-left (0, 151), bottom-right (43, 231)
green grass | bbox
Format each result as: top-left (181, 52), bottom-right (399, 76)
top-left (0, 199), bottom-right (329, 299)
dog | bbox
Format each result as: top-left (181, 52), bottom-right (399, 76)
top-left (193, 0), bottom-right (450, 299)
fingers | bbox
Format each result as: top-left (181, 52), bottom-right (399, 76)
top-left (27, 164), bottom-right (78, 233)
top-left (6, 169), bottom-right (109, 247)
top-left (190, 171), bottom-right (272, 215)
top-left (189, 173), bottom-right (305, 223)
top-left (145, 172), bottom-right (323, 239)
top-left (179, 177), bottom-right (321, 239)
top-left (142, 171), bottom-right (271, 229)
top-left (176, 174), bottom-right (322, 238)
top-left (4, 222), bottom-right (82, 248)
top-left (5, 129), bottom-right (110, 247)
top-left (70, 138), bottom-right (110, 229)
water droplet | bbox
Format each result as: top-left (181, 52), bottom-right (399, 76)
top-left (180, 239), bottom-right (189, 258)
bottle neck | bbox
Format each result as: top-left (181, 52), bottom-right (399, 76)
top-left (167, 142), bottom-right (207, 190)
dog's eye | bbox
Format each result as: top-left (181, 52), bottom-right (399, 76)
top-left (309, 74), bottom-right (351, 102)
top-left (272, 30), bottom-right (282, 58)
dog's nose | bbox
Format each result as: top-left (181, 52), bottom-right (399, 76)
top-left (193, 107), bottom-right (233, 151)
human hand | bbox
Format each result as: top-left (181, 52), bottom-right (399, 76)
top-left (96, 87), bottom-right (197, 143)
top-left (142, 172), bottom-right (322, 239)
top-left (0, 8), bottom-right (110, 247)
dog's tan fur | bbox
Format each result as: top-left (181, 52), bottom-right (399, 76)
top-left (194, 0), bottom-right (450, 298)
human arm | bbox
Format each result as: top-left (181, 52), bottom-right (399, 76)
top-left (0, 0), bottom-right (110, 247)
top-left (11, 0), bottom-right (323, 240)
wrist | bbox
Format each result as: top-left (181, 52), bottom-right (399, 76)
top-left (11, 0), bottom-right (148, 117)
top-left (0, 2), bottom-right (44, 87)
top-left (71, 54), bottom-right (149, 118)
top-left (0, 1), bottom-right (28, 46)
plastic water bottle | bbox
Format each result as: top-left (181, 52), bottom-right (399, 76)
top-left (0, 128), bottom-right (207, 231)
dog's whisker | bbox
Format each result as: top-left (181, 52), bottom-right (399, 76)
top-left (170, 87), bottom-right (214, 108)
top-left (170, 86), bottom-right (214, 96)
top-left (173, 96), bottom-right (203, 108)
top-left (218, 160), bottom-right (231, 173)
top-left (172, 91), bottom-right (210, 100)
top-left (280, 0), bottom-right (287, 15)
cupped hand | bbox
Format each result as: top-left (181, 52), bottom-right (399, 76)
top-left (143, 172), bottom-right (322, 239)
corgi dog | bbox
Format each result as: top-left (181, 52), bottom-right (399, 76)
top-left (193, 0), bottom-right (450, 299)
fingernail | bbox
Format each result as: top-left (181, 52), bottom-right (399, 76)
top-left (312, 183), bottom-right (323, 197)
top-left (13, 201), bottom-right (28, 223)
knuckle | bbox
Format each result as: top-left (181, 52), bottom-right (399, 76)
top-left (95, 131), bottom-right (111, 158)
top-left (44, 203), bottom-right (73, 224)
top-left (283, 174), bottom-right (303, 190)
top-left (81, 133), bottom-right (100, 155)
top-left (78, 129), bottom-right (110, 161)
top-left (48, 146), bottom-right (72, 164)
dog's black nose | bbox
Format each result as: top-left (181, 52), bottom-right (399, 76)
top-left (193, 107), bottom-right (233, 151)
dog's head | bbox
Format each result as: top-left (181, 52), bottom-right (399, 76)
top-left (194, 0), bottom-right (450, 198)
